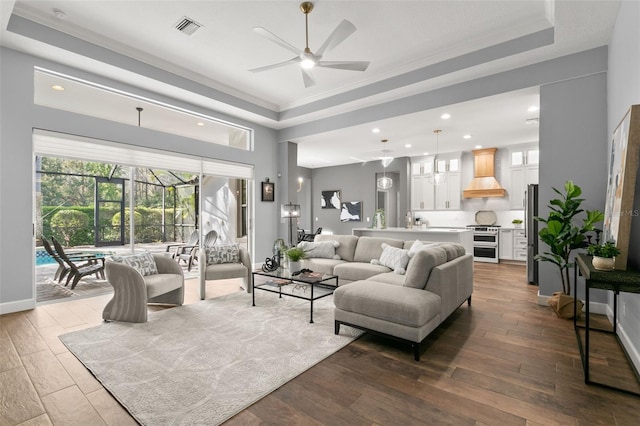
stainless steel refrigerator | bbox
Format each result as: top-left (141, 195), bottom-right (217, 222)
top-left (526, 184), bottom-right (539, 284)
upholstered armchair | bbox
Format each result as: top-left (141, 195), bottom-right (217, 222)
top-left (202, 244), bottom-right (252, 298)
top-left (104, 253), bottom-right (184, 323)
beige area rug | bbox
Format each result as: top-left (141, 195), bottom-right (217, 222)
top-left (60, 291), bottom-right (361, 425)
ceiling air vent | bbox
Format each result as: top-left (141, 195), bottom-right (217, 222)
top-left (174, 17), bottom-right (202, 36)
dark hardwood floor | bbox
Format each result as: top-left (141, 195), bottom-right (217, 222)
top-left (226, 262), bottom-right (640, 425)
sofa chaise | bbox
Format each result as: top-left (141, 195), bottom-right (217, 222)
top-left (300, 235), bottom-right (473, 360)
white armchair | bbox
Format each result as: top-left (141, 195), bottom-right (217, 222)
top-left (202, 245), bottom-right (253, 298)
top-left (104, 253), bottom-right (184, 323)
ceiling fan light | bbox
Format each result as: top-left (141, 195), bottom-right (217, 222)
top-left (301, 58), bottom-right (315, 69)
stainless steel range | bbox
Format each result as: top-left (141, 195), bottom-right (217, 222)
top-left (466, 225), bottom-right (500, 263)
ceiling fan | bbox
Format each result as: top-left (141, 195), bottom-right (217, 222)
top-left (249, 1), bottom-right (370, 88)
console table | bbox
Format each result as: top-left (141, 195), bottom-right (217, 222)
top-left (573, 254), bottom-right (640, 395)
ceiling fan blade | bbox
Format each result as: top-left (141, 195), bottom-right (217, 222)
top-left (317, 61), bottom-right (370, 72)
top-left (301, 68), bottom-right (316, 88)
top-left (315, 20), bottom-right (357, 56)
top-left (249, 57), bottom-right (299, 73)
top-left (253, 27), bottom-right (301, 56)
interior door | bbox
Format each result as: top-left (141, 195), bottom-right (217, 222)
top-left (95, 177), bottom-right (125, 246)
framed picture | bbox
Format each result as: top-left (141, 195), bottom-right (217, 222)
top-left (261, 181), bottom-right (274, 202)
top-left (340, 201), bottom-right (362, 222)
top-left (602, 105), bottom-right (640, 270)
top-left (321, 190), bottom-right (341, 209)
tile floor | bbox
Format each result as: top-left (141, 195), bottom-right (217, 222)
top-left (1, 278), bottom-right (242, 425)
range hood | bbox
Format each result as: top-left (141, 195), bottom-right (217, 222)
top-left (463, 147), bottom-right (506, 198)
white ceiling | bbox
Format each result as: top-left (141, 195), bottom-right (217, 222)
top-left (1, 0), bottom-right (621, 168)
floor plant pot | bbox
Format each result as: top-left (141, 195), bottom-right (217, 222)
top-left (547, 292), bottom-right (583, 319)
top-left (592, 256), bottom-right (615, 271)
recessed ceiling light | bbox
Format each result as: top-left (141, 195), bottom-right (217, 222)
top-left (51, 84), bottom-right (65, 91)
top-left (423, 152), bottom-right (429, 156)
top-left (196, 122), bottom-right (205, 126)
top-left (475, 145), bottom-right (482, 149)
top-left (463, 134), bottom-right (472, 139)
top-left (528, 105), bottom-right (539, 112)
top-left (440, 113), bottom-right (451, 120)
top-left (405, 144), bottom-right (412, 148)
top-left (372, 128), bottom-right (380, 133)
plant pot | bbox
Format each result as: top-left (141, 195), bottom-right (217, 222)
top-left (513, 223), bottom-right (522, 228)
top-left (288, 260), bottom-right (301, 273)
top-left (547, 291), bottom-right (583, 319)
top-left (592, 256), bottom-right (615, 271)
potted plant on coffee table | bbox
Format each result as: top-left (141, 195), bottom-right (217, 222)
top-left (587, 241), bottom-right (620, 271)
top-left (285, 247), bottom-right (307, 273)
top-left (535, 180), bottom-right (604, 318)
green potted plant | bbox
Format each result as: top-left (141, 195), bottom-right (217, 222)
top-left (512, 218), bottom-right (523, 228)
top-left (535, 180), bottom-right (604, 318)
top-left (587, 241), bottom-right (620, 271)
top-left (285, 246), bottom-right (307, 272)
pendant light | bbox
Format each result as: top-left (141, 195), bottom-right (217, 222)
top-left (377, 139), bottom-right (393, 189)
top-left (428, 129), bottom-right (446, 185)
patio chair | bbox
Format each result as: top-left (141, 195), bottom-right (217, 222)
top-left (179, 230), bottom-right (218, 271)
top-left (41, 236), bottom-right (103, 284)
top-left (51, 236), bottom-right (105, 289)
top-left (165, 230), bottom-right (199, 259)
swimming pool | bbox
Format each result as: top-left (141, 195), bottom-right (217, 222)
top-left (35, 248), bottom-right (112, 266)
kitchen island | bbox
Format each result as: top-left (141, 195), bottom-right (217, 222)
top-left (352, 227), bottom-right (473, 255)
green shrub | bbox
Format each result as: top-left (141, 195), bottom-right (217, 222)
top-left (50, 209), bottom-right (90, 246)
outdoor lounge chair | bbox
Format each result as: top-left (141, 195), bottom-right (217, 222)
top-left (42, 236), bottom-right (103, 284)
top-left (51, 236), bottom-right (105, 289)
top-left (179, 230), bottom-right (218, 271)
top-left (165, 230), bottom-right (199, 259)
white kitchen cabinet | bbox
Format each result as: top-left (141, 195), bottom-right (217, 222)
top-left (410, 157), bottom-right (435, 210)
top-left (499, 229), bottom-right (514, 260)
top-left (510, 144), bottom-right (539, 209)
top-left (411, 175), bottom-right (435, 210)
top-left (513, 229), bottom-right (527, 261)
top-left (434, 153), bottom-right (461, 210)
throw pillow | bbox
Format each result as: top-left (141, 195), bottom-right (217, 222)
top-left (297, 241), bottom-right (341, 259)
top-left (408, 239), bottom-right (439, 258)
top-left (206, 244), bottom-right (240, 265)
top-left (110, 251), bottom-right (158, 276)
top-left (371, 243), bottom-right (410, 274)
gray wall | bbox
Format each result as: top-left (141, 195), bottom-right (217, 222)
top-left (0, 47), bottom-right (280, 312)
top-left (538, 73), bottom-right (608, 302)
top-left (310, 158), bottom-right (409, 235)
top-left (607, 0), bottom-right (640, 368)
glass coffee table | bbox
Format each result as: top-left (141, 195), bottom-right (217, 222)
top-left (252, 269), bottom-right (338, 323)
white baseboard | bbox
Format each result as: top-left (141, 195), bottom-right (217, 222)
top-left (537, 291), bottom-right (608, 314)
top-left (0, 298), bottom-right (35, 315)
top-left (538, 292), bottom-right (640, 374)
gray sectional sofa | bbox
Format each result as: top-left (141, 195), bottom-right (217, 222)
top-left (302, 234), bottom-right (473, 360)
